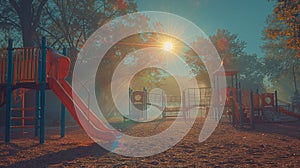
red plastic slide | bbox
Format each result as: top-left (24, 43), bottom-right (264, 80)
top-left (278, 107), bottom-right (300, 119)
top-left (47, 49), bottom-right (119, 142)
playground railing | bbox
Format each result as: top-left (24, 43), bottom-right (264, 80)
top-left (13, 47), bottom-right (40, 84)
top-left (0, 47), bottom-right (40, 84)
top-left (148, 92), bottom-right (164, 107)
top-left (240, 89), bottom-right (250, 108)
top-left (186, 87), bottom-right (211, 107)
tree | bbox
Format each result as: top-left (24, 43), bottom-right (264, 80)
top-left (210, 29), bottom-right (246, 70)
top-left (267, 0), bottom-right (300, 57)
top-left (37, 0), bottom-right (138, 77)
top-left (262, 7), bottom-right (300, 100)
top-left (212, 29), bottom-right (265, 91)
top-left (0, 0), bottom-right (139, 122)
top-left (0, 0), bottom-right (47, 47)
top-left (42, 0), bottom-right (137, 54)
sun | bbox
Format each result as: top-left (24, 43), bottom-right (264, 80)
top-left (163, 41), bottom-right (173, 51)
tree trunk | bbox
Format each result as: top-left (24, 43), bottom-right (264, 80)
top-left (10, 0), bottom-right (47, 47)
top-left (19, 1), bottom-right (35, 47)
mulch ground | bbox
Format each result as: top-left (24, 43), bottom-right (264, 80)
top-left (0, 117), bottom-right (299, 168)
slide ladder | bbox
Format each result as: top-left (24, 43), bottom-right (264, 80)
top-left (11, 88), bottom-right (35, 135)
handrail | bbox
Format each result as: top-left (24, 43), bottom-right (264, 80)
top-left (0, 47), bottom-right (40, 84)
top-left (278, 99), bottom-right (291, 105)
top-left (69, 72), bottom-right (91, 110)
top-left (14, 47), bottom-right (40, 83)
top-left (0, 47), bottom-right (40, 52)
top-left (13, 47), bottom-right (40, 50)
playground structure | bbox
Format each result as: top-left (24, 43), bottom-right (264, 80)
top-left (0, 38), bottom-right (120, 145)
top-left (129, 70), bottom-right (300, 128)
top-left (216, 68), bottom-right (300, 126)
top-left (0, 37), bottom-right (299, 144)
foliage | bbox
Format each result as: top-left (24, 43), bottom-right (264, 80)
top-left (210, 29), bottom-right (246, 70)
top-left (212, 29), bottom-right (265, 91)
top-left (0, 0), bottom-right (47, 47)
top-left (262, 3), bottom-right (300, 96)
top-left (267, 0), bottom-right (300, 57)
top-left (42, 0), bottom-right (137, 53)
top-left (0, 0), bottom-right (137, 50)
top-left (262, 14), bottom-right (298, 79)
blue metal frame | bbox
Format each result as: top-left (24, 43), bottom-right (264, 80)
top-left (128, 88), bottom-right (132, 118)
top-left (162, 90), bottom-right (166, 117)
top-left (143, 87), bottom-right (147, 120)
top-left (35, 87), bottom-right (40, 136)
top-left (230, 90), bottom-right (235, 127)
top-left (275, 90), bottom-right (278, 113)
top-left (250, 91), bottom-right (255, 129)
top-left (60, 47), bottom-right (66, 137)
top-left (35, 47), bottom-right (43, 137)
top-left (5, 39), bottom-right (13, 142)
top-left (238, 82), bottom-right (243, 128)
top-left (39, 37), bottom-right (47, 144)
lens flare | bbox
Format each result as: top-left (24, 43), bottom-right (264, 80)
top-left (163, 41), bottom-right (173, 51)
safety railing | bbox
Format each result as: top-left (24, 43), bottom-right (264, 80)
top-left (0, 47), bottom-right (40, 84)
top-left (13, 47), bottom-right (40, 84)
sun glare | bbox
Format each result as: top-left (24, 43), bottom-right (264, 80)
top-left (163, 41), bottom-right (173, 51)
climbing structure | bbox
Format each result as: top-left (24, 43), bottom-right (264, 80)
top-left (223, 85), bottom-right (300, 128)
top-left (0, 38), bottom-right (120, 145)
top-left (0, 41), bottom-right (43, 142)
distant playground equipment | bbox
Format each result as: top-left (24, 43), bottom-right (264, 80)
top-left (128, 87), bottom-right (211, 121)
top-left (215, 68), bottom-right (300, 127)
top-left (129, 69), bottom-right (300, 128)
top-left (0, 38), bottom-right (120, 145)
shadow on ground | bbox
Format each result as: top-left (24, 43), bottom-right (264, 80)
top-left (251, 120), bottom-right (300, 139)
top-left (4, 143), bottom-right (108, 168)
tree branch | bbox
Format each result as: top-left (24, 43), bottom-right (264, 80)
top-left (33, 0), bottom-right (47, 29)
top-left (9, 0), bottom-right (20, 15)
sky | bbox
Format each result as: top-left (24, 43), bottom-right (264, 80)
top-left (136, 0), bottom-right (275, 57)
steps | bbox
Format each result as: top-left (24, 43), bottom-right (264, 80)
top-left (11, 89), bottom-right (36, 135)
top-left (11, 106), bottom-right (36, 134)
